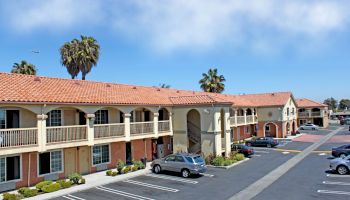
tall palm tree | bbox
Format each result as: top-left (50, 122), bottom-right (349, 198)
top-left (11, 60), bottom-right (37, 75)
top-left (60, 35), bottom-right (100, 80)
top-left (199, 68), bottom-right (226, 93)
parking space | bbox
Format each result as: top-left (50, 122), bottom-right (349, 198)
top-left (316, 174), bottom-right (350, 199)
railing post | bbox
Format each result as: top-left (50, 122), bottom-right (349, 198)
top-left (244, 109), bottom-right (247, 124)
top-left (86, 114), bottom-right (95, 146)
top-left (153, 112), bottom-right (159, 138)
top-left (124, 113), bottom-right (131, 141)
top-left (37, 114), bottom-right (47, 152)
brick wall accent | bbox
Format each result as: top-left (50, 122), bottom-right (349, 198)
top-left (132, 139), bottom-right (152, 161)
top-left (109, 142), bottom-right (126, 168)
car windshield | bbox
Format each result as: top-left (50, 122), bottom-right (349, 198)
top-left (193, 156), bottom-right (204, 163)
top-left (185, 157), bottom-right (194, 163)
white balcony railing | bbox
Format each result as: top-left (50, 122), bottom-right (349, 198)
top-left (246, 115), bottom-right (254, 124)
top-left (158, 120), bottom-right (170, 132)
top-left (311, 112), bottom-right (321, 117)
top-left (94, 123), bottom-right (125, 139)
top-left (130, 121), bottom-right (154, 135)
top-left (237, 116), bottom-right (245, 125)
top-left (47, 125), bottom-right (87, 144)
top-left (0, 128), bottom-right (37, 148)
top-left (298, 112), bottom-right (309, 117)
top-left (229, 117), bottom-right (236, 127)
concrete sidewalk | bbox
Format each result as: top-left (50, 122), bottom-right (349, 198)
top-left (1, 163), bottom-right (152, 200)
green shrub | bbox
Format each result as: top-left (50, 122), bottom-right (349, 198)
top-left (2, 193), bottom-right (21, 200)
top-left (122, 166), bottom-right (131, 174)
top-left (35, 180), bottom-right (53, 191)
top-left (234, 153), bottom-right (245, 161)
top-left (68, 173), bottom-right (82, 184)
top-left (222, 160), bottom-right (233, 166)
top-left (131, 166), bottom-right (139, 171)
top-left (57, 179), bottom-right (72, 189)
top-left (42, 183), bottom-right (60, 193)
top-left (212, 156), bottom-right (225, 166)
top-left (132, 160), bottom-right (145, 169)
top-left (205, 154), bottom-right (215, 165)
top-left (79, 178), bottom-right (86, 184)
top-left (18, 187), bottom-right (38, 198)
top-left (116, 160), bottom-right (125, 173)
top-left (111, 171), bottom-right (118, 176)
top-left (106, 170), bottom-right (113, 176)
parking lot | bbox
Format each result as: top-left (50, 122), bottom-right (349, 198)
top-left (50, 125), bottom-right (349, 200)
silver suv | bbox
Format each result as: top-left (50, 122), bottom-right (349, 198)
top-left (330, 155), bottom-right (350, 175)
top-left (151, 153), bottom-right (207, 178)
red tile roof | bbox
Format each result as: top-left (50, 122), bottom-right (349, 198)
top-left (296, 98), bottom-right (327, 108)
top-left (0, 73), bottom-right (295, 107)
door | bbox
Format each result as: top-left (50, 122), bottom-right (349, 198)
top-left (163, 155), bottom-right (175, 171)
top-left (79, 146), bottom-right (90, 175)
top-left (6, 110), bottom-right (19, 128)
top-left (79, 112), bottom-right (86, 125)
top-left (126, 142), bottom-right (132, 165)
top-left (64, 148), bottom-right (77, 177)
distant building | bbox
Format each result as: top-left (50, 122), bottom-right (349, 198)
top-left (296, 98), bottom-right (329, 128)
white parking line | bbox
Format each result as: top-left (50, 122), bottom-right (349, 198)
top-left (317, 190), bottom-right (350, 196)
top-left (326, 174), bottom-right (350, 178)
top-left (123, 179), bottom-right (179, 192)
top-left (62, 194), bottom-right (86, 200)
top-left (145, 174), bottom-right (198, 184)
top-left (323, 181), bottom-right (350, 186)
top-left (282, 152), bottom-right (290, 154)
top-left (96, 186), bottom-right (155, 200)
top-left (200, 173), bottom-right (214, 177)
top-left (253, 150), bottom-right (269, 154)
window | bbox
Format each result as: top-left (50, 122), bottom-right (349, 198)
top-left (287, 108), bottom-right (290, 116)
top-left (92, 145), bottom-right (110, 165)
top-left (292, 108), bottom-right (295, 115)
top-left (47, 110), bottom-right (62, 126)
top-left (165, 155), bottom-right (175, 162)
top-left (193, 156), bottom-right (204, 163)
top-left (0, 156), bottom-right (21, 183)
top-left (95, 110), bottom-right (109, 124)
top-left (265, 125), bottom-right (270, 132)
top-left (175, 156), bottom-right (185, 162)
top-left (0, 109), bottom-right (5, 129)
top-left (39, 151), bottom-right (62, 175)
top-left (185, 157), bottom-right (194, 163)
top-left (245, 126), bottom-right (250, 134)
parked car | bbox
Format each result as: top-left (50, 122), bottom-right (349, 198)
top-left (231, 144), bottom-right (254, 157)
top-left (329, 155), bottom-right (350, 175)
top-left (299, 123), bottom-right (319, 130)
top-left (245, 137), bottom-right (279, 148)
top-left (332, 144), bottom-right (350, 157)
top-left (151, 153), bottom-right (206, 178)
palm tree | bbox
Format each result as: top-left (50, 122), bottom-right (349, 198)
top-left (60, 35), bottom-right (100, 80)
top-left (159, 83), bottom-right (171, 88)
top-left (11, 60), bottom-right (37, 75)
top-left (199, 68), bottom-right (226, 93)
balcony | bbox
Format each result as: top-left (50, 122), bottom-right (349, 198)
top-left (237, 116), bottom-right (246, 125)
top-left (298, 112), bottom-right (309, 118)
top-left (0, 128), bottom-right (38, 149)
top-left (246, 115), bottom-right (254, 124)
top-left (311, 111), bottom-right (321, 117)
top-left (298, 111), bottom-right (322, 118)
top-left (158, 120), bottom-right (170, 133)
top-left (46, 125), bottom-right (87, 144)
top-left (229, 115), bottom-right (257, 127)
top-left (130, 121), bottom-right (154, 135)
top-left (94, 123), bottom-right (125, 139)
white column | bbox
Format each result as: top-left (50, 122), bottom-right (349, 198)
top-left (234, 109), bottom-right (238, 126)
top-left (244, 109), bottom-right (247, 124)
top-left (37, 114), bottom-right (47, 152)
top-left (124, 113), bottom-right (131, 141)
top-left (224, 110), bottom-right (231, 157)
top-left (252, 108), bottom-right (255, 123)
top-left (86, 114), bottom-right (95, 146)
top-left (153, 112), bottom-right (159, 138)
top-left (169, 112), bottom-right (173, 134)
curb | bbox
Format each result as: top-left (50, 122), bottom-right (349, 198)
top-left (207, 158), bottom-right (249, 169)
top-left (24, 168), bottom-right (152, 200)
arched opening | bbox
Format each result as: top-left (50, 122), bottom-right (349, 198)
top-left (45, 106), bottom-right (87, 127)
top-left (187, 109), bottom-right (201, 154)
top-left (264, 122), bottom-right (278, 138)
top-left (130, 107), bottom-right (153, 123)
top-left (286, 122), bottom-right (290, 135)
top-left (158, 108), bottom-right (170, 121)
top-left (246, 108), bottom-right (252, 115)
top-left (237, 109), bottom-right (244, 116)
top-left (0, 106), bottom-right (37, 129)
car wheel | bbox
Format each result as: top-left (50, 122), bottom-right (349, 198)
top-left (337, 165), bottom-right (349, 175)
top-left (267, 144), bottom-right (272, 148)
top-left (153, 165), bottom-right (161, 174)
top-left (340, 153), bottom-right (347, 158)
top-left (181, 169), bottom-right (190, 178)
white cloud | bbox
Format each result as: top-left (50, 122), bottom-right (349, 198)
top-left (1, 0), bottom-right (349, 53)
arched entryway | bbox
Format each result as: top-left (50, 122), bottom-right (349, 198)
top-left (264, 122), bottom-right (278, 138)
top-left (187, 109), bottom-right (201, 154)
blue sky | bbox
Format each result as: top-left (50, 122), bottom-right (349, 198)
top-left (0, 0), bottom-right (349, 102)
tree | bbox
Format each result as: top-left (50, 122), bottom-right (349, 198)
top-left (339, 99), bottom-right (350, 110)
top-left (323, 97), bottom-right (338, 110)
top-left (199, 68), bottom-right (226, 93)
top-left (159, 83), bottom-right (171, 88)
top-left (11, 60), bottom-right (37, 75)
top-left (60, 35), bottom-right (100, 80)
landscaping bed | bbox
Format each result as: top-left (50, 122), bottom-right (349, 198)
top-left (105, 160), bottom-right (146, 177)
top-left (205, 152), bottom-right (248, 169)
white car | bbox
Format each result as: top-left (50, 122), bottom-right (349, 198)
top-left (299, 124), bottom-right (319, 130)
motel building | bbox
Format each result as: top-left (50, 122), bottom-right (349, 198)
top-left (296, 98), bottom-right (329, 128)
top-left (0, 72), bottom-right (325, 192)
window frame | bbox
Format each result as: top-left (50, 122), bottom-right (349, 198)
top-left (265, 125), bottom-right (270, 132)
top-left (94, 110), bottom-right (109, 124)
top-left (37, 150), bottom-right (64, 177)
top-left (91, 144), bottom-right (111, 166)
top-left (46, 110), bottom-right (63, 127)
top-left (0, 154), bottom-right (22, 183)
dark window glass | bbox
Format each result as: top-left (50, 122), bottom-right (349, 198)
top-left (175, 156), bottom-right (185, 162)
top-left (39, 152), bottom-right (50, 175)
